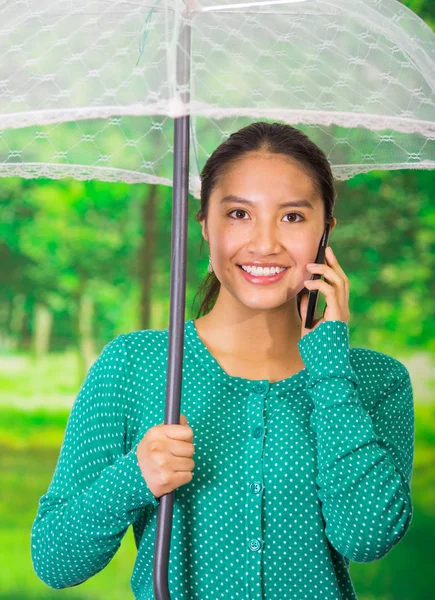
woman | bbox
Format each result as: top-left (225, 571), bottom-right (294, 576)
top-left (31, 122), bottom-right (414, 600)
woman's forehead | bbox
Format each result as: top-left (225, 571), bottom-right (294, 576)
top-left (213, 157), bottom-right (320, 203)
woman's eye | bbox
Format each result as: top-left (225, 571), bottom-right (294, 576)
top-left (228, 209), bottom-right (304, 223)
top-left (284, 213), bottom-right (304, 223)
top-left (228, 209), bottom-right (248, 219)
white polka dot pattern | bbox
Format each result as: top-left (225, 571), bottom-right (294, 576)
top-left (30, 319), bottom-right (414, 599)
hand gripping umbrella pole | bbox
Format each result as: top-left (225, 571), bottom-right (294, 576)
top-left (153, 8), bottom-right (192, 600)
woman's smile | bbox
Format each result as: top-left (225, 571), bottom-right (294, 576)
top-left (237, 264), bottom-right (290, 284)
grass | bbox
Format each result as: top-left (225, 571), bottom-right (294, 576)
top-left (0, 351), bottom-right (84, 410)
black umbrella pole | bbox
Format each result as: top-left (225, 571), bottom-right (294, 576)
top-left (153, 9), bottom-right (192, 600)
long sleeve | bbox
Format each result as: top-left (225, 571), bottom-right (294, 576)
top-left (297, 320), bottom-right (414, 563)
top-left (30, 334), bottom-right (160, 589)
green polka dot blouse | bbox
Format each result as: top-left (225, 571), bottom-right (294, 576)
top-left (31, 319), bottom-right (414, 599)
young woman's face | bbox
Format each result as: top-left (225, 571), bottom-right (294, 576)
top-left (200, 151), bottom-right (336, 312)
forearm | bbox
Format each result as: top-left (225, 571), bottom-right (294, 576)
top-left (31, 446), bottom-right (159, 589)
top-left (298, 320), bottom-right (414, 563)
top-left (309, 375), bottom-right (412, 562)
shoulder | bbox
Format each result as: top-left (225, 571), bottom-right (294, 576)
top-left (349, 346), bottom-right (411, 407)
top-left (120, 327), bottom-right (164, 345)
top-left (116, 327), bottom-right (170, 374)
top-left (349, 346), bottom-right (408, 376)
top-left (89, 327), bottom-right (168, 374)
top-left (84, 334), bottom-right (128, 382)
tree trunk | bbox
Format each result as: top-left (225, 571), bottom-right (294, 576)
top-left (4, 294), bottom-right (25, 351)
top-left (8, 293), bottom-right (26, 351)
top-left (32, 302), bottom-right (53, 360)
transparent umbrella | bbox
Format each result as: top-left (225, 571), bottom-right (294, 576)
top-left (2, 0), bottom-right (434, 598)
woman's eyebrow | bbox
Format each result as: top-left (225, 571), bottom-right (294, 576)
top-left (219, 194), bottom-right (314, 210)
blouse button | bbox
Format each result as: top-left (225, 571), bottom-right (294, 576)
top-left (253, 382), bottom-right (266, 394)
top-left (248, 539), bottom-right (262, 551)
top-left (250, 481), bottom-right (262, 494)
top-left (252, 426), bottom-right (263, 438)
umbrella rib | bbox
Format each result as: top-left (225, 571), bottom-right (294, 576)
top-left (195, 9), bottom-right (338, 14)
top-left (199, 0), bottom-right (314, 11)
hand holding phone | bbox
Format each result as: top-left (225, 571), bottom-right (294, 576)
top-left (304, 222), bottom-right (331, 330)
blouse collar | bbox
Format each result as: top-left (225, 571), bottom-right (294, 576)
top-left (183, 318), bottom-right (307, 396)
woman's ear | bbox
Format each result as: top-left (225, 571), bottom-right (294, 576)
top-left (200, 218), bottom-right (209, 244)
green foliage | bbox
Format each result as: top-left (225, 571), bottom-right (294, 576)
top-left (330, 169), bottom-right (435, 351)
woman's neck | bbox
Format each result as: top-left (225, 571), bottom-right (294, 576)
top-left (194, 297), bottom-right (302, 363)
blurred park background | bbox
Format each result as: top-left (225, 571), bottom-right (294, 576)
top-left (1, 0), bottom-right (434, 598)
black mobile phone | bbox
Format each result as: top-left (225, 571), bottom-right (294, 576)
top-left (304, 222), bottom-right (331, 330)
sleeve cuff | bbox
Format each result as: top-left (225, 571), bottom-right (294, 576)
top-left (298, 320), bottom-right (359, 389)
top-left (96, 445), bottom-right (160, 517)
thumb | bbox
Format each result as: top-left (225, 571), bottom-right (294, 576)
top-left (180, 413), bottom-right (188, 426)
top-left (299, 293), bottom-right (309, 325)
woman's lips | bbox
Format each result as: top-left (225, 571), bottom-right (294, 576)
top-left (237, 264), bottom-right (289, 284)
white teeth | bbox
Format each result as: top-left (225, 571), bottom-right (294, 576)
top-left (241, 265), bottom-right (286, 276)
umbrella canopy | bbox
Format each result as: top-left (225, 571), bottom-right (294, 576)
top-left (0, 0), bottom-right (434, 197)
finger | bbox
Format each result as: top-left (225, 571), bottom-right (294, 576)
top-left (165, 424), bottom-right (194, 441)
top-left (325, 247), bottom-right (349, 285)
top-left (299, 293), bottom-right (308, 319)
top-left (304, 279), bottom-right (348, 316)
top-left (299, 293), bottom-right (324, 331)
top-left (170, 439), bottom-right (195, 458)
top-left (306, 263), bottom-right (344, 290)
top-left (304, 278), bottom-right (337, 300)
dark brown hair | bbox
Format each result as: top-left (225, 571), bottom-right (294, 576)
top-left (192, 121), bottom-right (336, 319)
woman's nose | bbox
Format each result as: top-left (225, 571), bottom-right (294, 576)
top-left (250, 222), bottom-right (282, 248)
